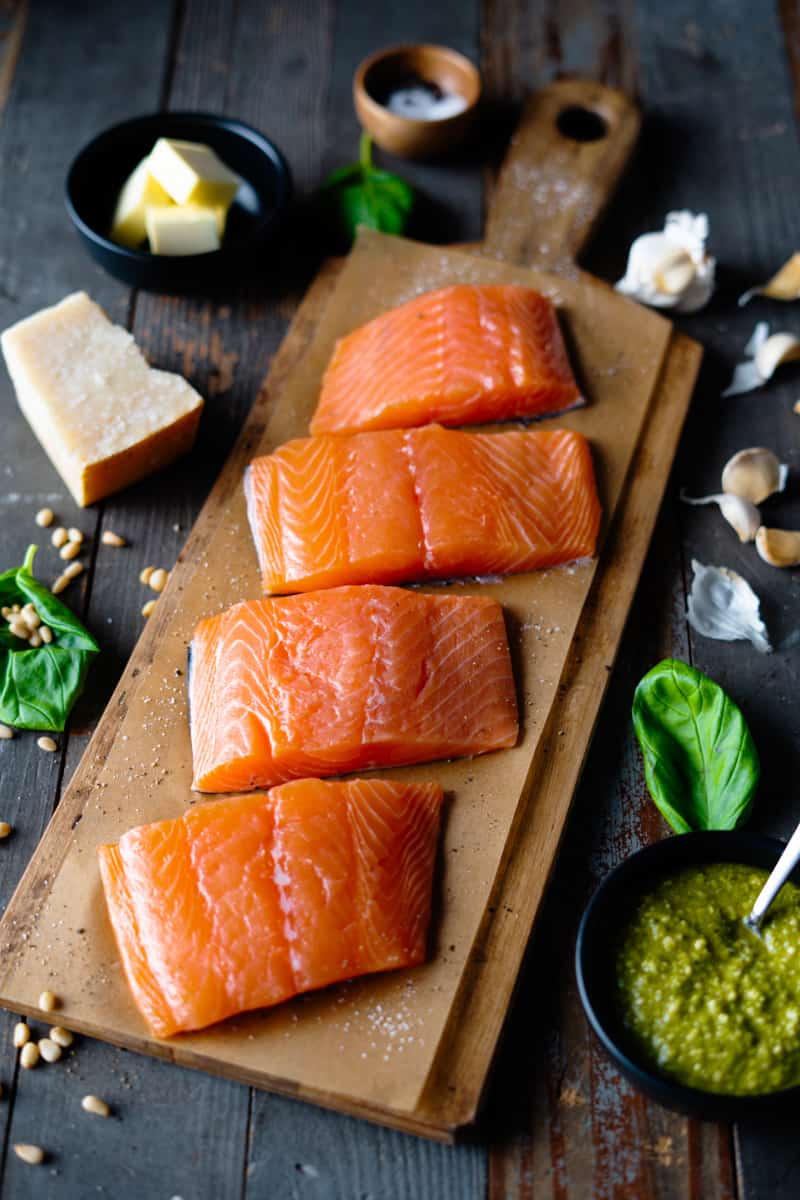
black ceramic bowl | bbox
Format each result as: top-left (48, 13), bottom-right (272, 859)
top-left (65, 112), bottom-right (292, 293)
top-left (576, 830), bottom-right (800, 1121)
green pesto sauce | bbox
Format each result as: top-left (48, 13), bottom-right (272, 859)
top-left (615, 863), bottom-right (800, 1095)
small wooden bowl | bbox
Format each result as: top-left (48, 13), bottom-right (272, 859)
top-left (354, 44), bottom-right (481, 160)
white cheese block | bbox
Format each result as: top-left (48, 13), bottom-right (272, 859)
top-left (109, 157), bottom-right (173, 249)
top-left (145, 205), bottom-right (221, 255)
top-left (148, 138), bottom-right (241, 207)
top-left (1, 292), bottom-right (204, 506)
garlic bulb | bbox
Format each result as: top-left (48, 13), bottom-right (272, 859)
top-left (686, 560), bottom-right (771, 653)
top-left (721, 447), bottom-right (788, 504)
top-left (755, 527), bottom-right (800, 568)
top-left (615, 211), bottom-right (715, 314)
top-left (680, 490), bottom-right (760, 542)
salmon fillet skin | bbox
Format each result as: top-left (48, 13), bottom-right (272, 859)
top-left (97, 778), bottom-right (443, 1038)
top-left (245, 425), bottom-right (601, 594)
top-left (309, 284), bottom-right (583, 434)
top-left (188, 584), bottom-right (518, 794)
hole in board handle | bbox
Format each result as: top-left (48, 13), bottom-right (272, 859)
top-left (556, 106), bottom-right (608, 142)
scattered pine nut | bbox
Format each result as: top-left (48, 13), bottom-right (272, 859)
top-left (13, 1022), bottom-right (29, 1048)
top-left (0, 822), bottom-right (12, 839)
top-left (13, 1144), bottom-right (44, 1165)
top-left (19, 1042), bottom-right (39, 1069)
top-left (49, 1026), bottom-right (73, 1048)
top-left (34, 508), bottom-right (54, 528)
top-left (21, 604), bottom-right (41, 630)
top-left (38, 1038), bottom-right (61, 1063)
top-left (101, 530), bottom-right (126, 547)
top-left (81, 1094), bottom-right (110, 1118)
top-left (141, 599), bottom-right (157, 618)
top-left (28, 632), bottom-right (42, 649)
top-left (139, 566), bottom-right (154, 585)
top-left (38, 990), bottom-right (57, 1012)
top-left (37, 737), bottom-right (57, 753)
top-left (9, 618), bottom-right (29, 640)
top-left (39, 625), bottom-right (53, 644)
top-left (51, 526), bottom-right (68, 548)
top-left (59, 539), bottom-right (82, 561)
top-left (149, 568), bottom-right (168, 593)
top-left (66, 527), bottom-right (83, 545)
top-left (52, 562), bottom-right (84, 594)
top-left (0, 724), bottom-right (14, 740)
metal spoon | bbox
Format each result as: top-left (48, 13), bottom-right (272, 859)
top-left (744, 820), bottom-right (800, 937)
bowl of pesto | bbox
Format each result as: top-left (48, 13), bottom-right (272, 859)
top-left (576, 830), bottom-right (800, 1119)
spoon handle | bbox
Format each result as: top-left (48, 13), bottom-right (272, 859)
top-left (748, 821), bottom-right (800, 928)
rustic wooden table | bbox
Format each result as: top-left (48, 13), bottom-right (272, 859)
top-left (0, 0), bottom-right (798, 1195)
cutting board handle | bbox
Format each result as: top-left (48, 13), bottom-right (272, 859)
top-left (483, 78), bottom-right (640, 272)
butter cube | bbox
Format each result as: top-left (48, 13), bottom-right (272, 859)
top-left (1, 293), bottom-right (204, 506)
top-left (148, 138), bottom-right (240, 207)
top-left (110, 157), bottom-right (173, 248)
top-left (145, 205), bottom-right (221, 256)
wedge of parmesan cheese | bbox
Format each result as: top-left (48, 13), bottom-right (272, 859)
top-left (1, 292), bottom-right (204, 506)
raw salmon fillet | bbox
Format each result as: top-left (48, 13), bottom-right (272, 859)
top-left (97, 777), bottom-right (443, 1038)
top-left (310, 284), bottom-right (583, 434)
top-left (189, 584), bottom-right (518, 793)
top-left (245, 425), bottom-right (600, 593)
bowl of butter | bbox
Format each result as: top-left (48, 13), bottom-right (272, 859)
top-left (66, 112), bottom-right (291, 292)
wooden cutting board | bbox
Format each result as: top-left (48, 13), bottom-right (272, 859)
top-left (0, 80), bottom-right (701, 1141)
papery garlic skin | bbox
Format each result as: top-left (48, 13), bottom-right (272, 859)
top-left (687, 560), bottom-right (771, 653)
top-left (615, 211), bottom-right (715, 313)
top-left (680, 490), bottom-right (760, 542)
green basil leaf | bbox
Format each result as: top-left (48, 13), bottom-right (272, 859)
top-left (632, 658), bottom-right (759, 833)
top-left (0, 544), bottom-right (99, 731)
top-left (318, 134), bottom-right (415, 245)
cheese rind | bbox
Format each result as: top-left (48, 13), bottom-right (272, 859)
top-left (148, 138), bottom-right (241, 207)
top-left (110, 158), bottom-right (173, 248)
top-left (1, 292), bottom-right (204, 506)
top-left (145, 205), bottom-right (221, 256)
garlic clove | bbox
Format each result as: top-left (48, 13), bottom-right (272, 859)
top-left (680, 490), bottom-right (760, 542)
top-left (687, 560), bottom-right (771, 653)
top-left (739, 253), bottom-right (800, 306)
top-left (754, 331), bottom-right (800, 381)
top-left (614, 211), bottom-right (715, 313)
top-left (652, 248), bottom-right (697, 296)
top-left (721, 447), bottom-right (788, 505)
top-left (755, 526), bottom-right (800, 568)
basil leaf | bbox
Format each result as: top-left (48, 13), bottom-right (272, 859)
top-left (632, 658), bottom-right (759, 834)
top-left (0, 545), bottom-right (99, 731)
top-left (319, 134), bottom-right (415, 245)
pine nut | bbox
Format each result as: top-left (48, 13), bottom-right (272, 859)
top-left (49, 1026), bottom-right (73, 1048)
top-left (13, 1144), bottom-right (44, 1165)
top-left (37, 737), bottom-right (57, 753)
top-left (13, 1022), bottom-right (29, 1048)
top-left (21, 604), bottom-right (40, 629)
top-left (51, 526), bottom-right (68, 548)
top-left (149, 568), bottom-right (168, 593)
top-left (67, 528), bottom-right (83, 545)
top-left (38, 990), bottom-right (57, 1012)
top-left (53, 562), bottom-right (84, 593)
top-left (0, 822), bottom-right (12, 839)
top-left (9, 619), bottom-right (29, 640)
top-left (101, 530), bottom-right (126, 547)
top-left (11, 604), bottom-right (19, 613)
top-left (35, 508), bottom-right (54, 528)
top-left (38, 1037), bottom-right (61, 1063)
top-left (39, 626), bottom-right (53, 644)
top-left (28, 632), bottom-right (42, 648)
top-left (20, 1041), bottom-right (39, 1069)
top-left (59, 539), bottom-right (82, 561)
top-left (141, 599), bottom-right (157, 618)
top-left (139, 566), bottom-right (154, 585)
top-left (1, 606), bottom-right (10, 618)
top-left (0, 724), bottom-right (14, 739)
top-left (81, 1094), bottom-right (110, 1118)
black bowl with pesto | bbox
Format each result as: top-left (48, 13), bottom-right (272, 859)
top-left (576, 830), bottom-right (800, 1121)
